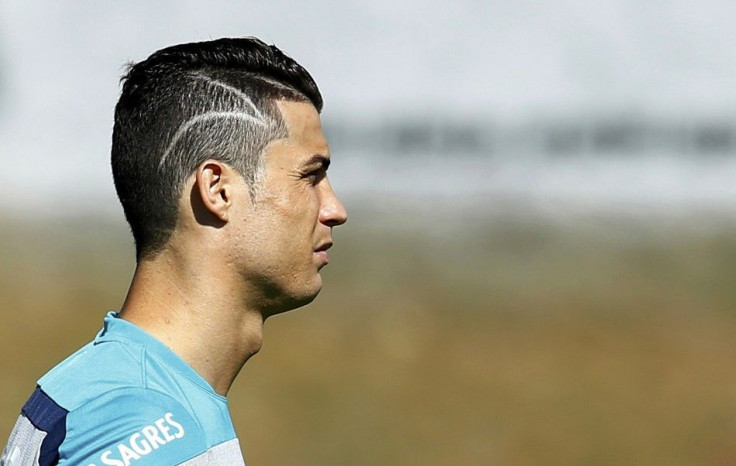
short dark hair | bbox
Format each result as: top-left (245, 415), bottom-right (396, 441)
top-left (111, 37), bottom-right (323, 260)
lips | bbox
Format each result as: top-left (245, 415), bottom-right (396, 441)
top-left (314, 242), bottom-right (333, 253)
top-left (314, 241), bottom-right (332, 266)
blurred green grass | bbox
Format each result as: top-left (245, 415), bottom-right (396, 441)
top-left (2, 208), bottom-right (736, 465)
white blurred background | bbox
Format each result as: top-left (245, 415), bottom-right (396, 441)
top-left (2, 0), bottom-right (736, 220)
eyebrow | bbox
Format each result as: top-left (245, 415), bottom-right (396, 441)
top-left (303, 154), bottom-right (331, 170)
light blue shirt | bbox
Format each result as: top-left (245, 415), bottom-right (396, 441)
top-left (1, 312), bottom-right (245, 465)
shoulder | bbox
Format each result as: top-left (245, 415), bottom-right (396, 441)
top-left (39, 339), bottom-right (146, 410)
top-left (2, 386), bottom-right (209, 466)
top-left (61, 386), bottom-right (208, 465)
top-left (7, 329), bottom-right (243, 464)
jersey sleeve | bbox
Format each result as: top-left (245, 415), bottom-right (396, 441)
top-left (59, 387), bottom-right (208, 466)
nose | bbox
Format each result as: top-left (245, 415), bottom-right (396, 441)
top-left (319, 179), bottom-right (348, 227)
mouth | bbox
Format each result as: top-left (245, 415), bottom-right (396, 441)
top-left (314, 242), bottom-right (333, 265)
top-left (314, 242), bottom-right (333, 253)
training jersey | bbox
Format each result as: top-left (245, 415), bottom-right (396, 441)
top-left (1, 312), bottom-right (245, 465)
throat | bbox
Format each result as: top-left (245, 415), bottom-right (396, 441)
top-left (187, 310), bottom-right (265, 396)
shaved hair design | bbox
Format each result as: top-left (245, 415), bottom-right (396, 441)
top-left (111, 38), bottom-right (323, 260)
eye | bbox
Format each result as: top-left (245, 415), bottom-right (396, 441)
top-left (304, 168), bottom-right (326, 185)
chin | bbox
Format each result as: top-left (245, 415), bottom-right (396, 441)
top-left (264, 277), bottom-right (323, 318)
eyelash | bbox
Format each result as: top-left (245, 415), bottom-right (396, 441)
top-left (304, 170), bottom-right (324, 185)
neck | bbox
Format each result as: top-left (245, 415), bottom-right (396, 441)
top-left (118, 250), bottom-right (264, 396)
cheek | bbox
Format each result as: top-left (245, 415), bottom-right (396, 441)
top-left (252, 185), bottom-right (321, 249)
top-left (262, 199), bottom-right (315, 252)
top-left (283, 186), bottom-right (321, 226)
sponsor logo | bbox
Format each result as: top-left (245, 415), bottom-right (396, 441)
top-left (88, 412), bottom-right (185, 466)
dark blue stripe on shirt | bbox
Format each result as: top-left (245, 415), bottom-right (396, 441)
top-left (21, 386), bottom-right (68, 466)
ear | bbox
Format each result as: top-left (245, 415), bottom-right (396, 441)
top-left (194, 160), bottom-right (232, 223)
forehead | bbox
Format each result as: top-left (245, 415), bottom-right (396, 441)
top-left (271, 100), bottom-right (329, 164)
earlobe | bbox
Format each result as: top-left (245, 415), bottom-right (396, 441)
top-left (195, 161), bottom-right (231, 223)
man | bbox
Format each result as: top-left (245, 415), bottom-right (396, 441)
top-left (1, 37), bottom-right (347, 465)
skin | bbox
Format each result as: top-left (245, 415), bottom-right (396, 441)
top-left (118, 100), bottom-right (348, 396)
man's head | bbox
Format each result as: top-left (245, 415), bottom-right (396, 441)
top-left (112, 38), bottom-right (347, 314)
top-left (111, 37), bottom-right (325, 260)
